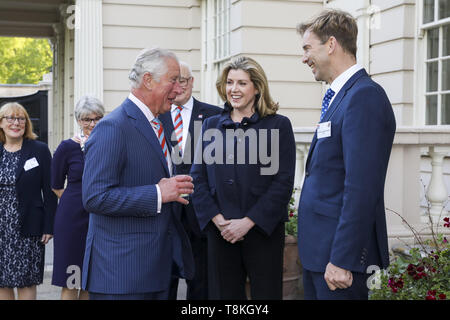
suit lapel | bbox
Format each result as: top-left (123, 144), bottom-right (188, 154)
top-left (124, 99), bottom-right (170, 176)
top-left (160, 111), bottom-right (176, 148)
top-left (15, 139), bottom-right (32, 182)
top-left (189, 98), bottom-right (202, 138)
top-left (305, 69), bottom-right (368, 170)
top-left (322, 69), bottom-right (367, 123)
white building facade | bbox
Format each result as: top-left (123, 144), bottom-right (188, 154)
top-left (0, 0), bottom-right (448, 245)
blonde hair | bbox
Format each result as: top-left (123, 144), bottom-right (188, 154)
top-left (297, 9), bottom-right (358, 58)
top-left (0, 102), bottom-right (37, 143)
top-left (216, 56), bottom-right (279, 118)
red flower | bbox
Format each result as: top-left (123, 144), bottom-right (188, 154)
top-left (426, 290), bottom-right (437, 300)
top-left (439, 293), bottom-right (446, 300)
top-left (444, 217), bottom-right (450, 228)
top-left (391, 287), bottom-right (398, 293)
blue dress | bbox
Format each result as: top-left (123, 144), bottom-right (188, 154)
top-left (51, 139), bottom-right (88, 288)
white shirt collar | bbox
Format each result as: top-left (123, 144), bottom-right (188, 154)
top-left (329, 64), bottom-right (363, 95)
top-left (128, 93), bottom-right (157, 123)
top-left (171, 96), bottom-right (193, 112)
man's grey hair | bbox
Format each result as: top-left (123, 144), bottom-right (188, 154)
top-left (74, 95), bottom-right (105, 120)
top-left (179, 60), bottom-right (193, 77)
top-left (129, 47), bottom-right (179, 89)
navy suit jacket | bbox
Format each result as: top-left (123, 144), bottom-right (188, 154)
top-left (81, 98), bottom-right (194, 294)
top-left (1, 139), bottom-right (56, 236)
top-left (298, 69), bottom-right (396, 274)
top-left (160, 98), bottom-right (221, 236)
top-left (190, 106), bottom-right (296, 236)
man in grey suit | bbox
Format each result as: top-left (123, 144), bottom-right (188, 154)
top-left (82, 48), bottom-right (195, 300)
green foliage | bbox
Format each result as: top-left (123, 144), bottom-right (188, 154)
top-left (369, 217), bottom-right (450, 300)
top-left (0, 37), bottom-right (53, 84)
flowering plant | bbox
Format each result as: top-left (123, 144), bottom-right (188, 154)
top-left (285, 189), bottom-right (298, 237)
top-left (369, 210), bottom-right (450, 300)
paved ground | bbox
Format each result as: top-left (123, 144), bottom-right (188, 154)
top-left (36, 239), bottom-right (187, 300)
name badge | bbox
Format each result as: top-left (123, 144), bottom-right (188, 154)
top-left (24, 157), bottom-right (39, 171)
top-left (317, 121), bottom-right (331, 139)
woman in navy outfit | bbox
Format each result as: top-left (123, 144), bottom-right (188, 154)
top-left (0, 102), bottom-right (56, 300)
top-left (51, 96), bottom-right (104, 300)
top-left (191, 56), bottom-right (296, 299)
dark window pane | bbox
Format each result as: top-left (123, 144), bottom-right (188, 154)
top-left (426, 95), bottom-right (438, 125)
top-left (442, 94), bottom-right (450, 124)
top-left (427, 28), bottom-right (439, 59)
top-left (443, 59), bottom-right (450, 91)
top-left (444, 25), bottom-right (450, 57)
top-left (439, 0), bottom-right (450, 19)
top-left (424, 0), bottom-right (435, 23)
top-left (427, 61), bottom-right (439, 92)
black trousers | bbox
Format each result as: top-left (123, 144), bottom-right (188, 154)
top-left (169, 205), bottom-right (208, 300)
top-left (206, 221), bottom-right (285, 300)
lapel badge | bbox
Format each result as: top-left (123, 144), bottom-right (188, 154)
top-left (198, 114), bottom-right (203, 119)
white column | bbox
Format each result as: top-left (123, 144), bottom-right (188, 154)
top-left (74, 0), bottom-right (103, 104)
top-left (426, 146), bottom-right (450, 222)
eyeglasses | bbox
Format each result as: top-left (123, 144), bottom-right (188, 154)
top-left (3, 116), bottom-right (26, 124)
top-left (81, 117), bottom-right (103, 125)
top-left (179, 77), bottom-right (192, 87)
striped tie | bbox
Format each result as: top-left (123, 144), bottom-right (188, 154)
top-left (151, 118), bottom-right (168, 160)
top-left (173, 105), bottom-right (184, 154)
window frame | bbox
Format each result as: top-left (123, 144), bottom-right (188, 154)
top-left (421, 0), bottom-right (450, 125)
top-left (201, 0), bottom-right (232, 105)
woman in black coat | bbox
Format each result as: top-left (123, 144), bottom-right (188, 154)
top-left (191, 56), bottom-right (296, 299)
top-left (0, 102), bottom-right (56, 300)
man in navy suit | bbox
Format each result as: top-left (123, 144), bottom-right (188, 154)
top-left (296, 10), bottom-right (396, 299)
top-left (160, 61), bottom-right (221, 300)
top-left (81, 48), bottom-right (195, 300)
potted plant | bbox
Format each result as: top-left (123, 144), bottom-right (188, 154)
top-left (369, 207), bottom-right (449, 300)
top-left (283, 189), bottom-right (302, 299)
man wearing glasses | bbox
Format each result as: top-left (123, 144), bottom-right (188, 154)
top-left (160, 61), bottom-right (221, 300)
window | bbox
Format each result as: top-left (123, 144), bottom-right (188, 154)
top-left (202, 0), bottom-right (231, 104)
top-left (423, 0), bottom-right (450, 125)
top-left (213, 0), bottom-right (231, 62)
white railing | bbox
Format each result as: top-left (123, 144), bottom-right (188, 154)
top-left (293, 127), bottom-right (450, 243)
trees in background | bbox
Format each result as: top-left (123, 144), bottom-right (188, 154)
top-left (0, 37), bottom-right (53, 84)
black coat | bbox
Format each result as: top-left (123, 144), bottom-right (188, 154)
top-left (1, 139), bottom-right (57, 236)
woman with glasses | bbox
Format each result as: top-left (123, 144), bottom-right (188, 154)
top-left (51, 95), bottom-right (104, 300)
top-left (0, 102), bottom-right (57, 300)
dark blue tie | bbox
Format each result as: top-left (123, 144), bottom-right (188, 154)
top-left (320, 88), bottom-right (335, 122)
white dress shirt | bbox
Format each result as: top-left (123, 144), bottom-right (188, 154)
top-left (128, 93), bottom-right (173, 213)
top-left (328, 64), bottom-right (364, 107)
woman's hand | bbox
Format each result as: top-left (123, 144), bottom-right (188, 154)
top-left (220, 217), bottom-right (255, 244)
top-left (41, 234), bottom-right (53, 245)
top-left (212, 214), bottom-right (230, 232)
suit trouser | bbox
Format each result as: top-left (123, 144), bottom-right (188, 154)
top-left (89, 289), bottom-right (169, 300)
top-left (206, 222), bottom-right (285, 300)
top-left (302, 268), bottom-right (370, 300)
top-left (169, 204), bottom-right (209, 300)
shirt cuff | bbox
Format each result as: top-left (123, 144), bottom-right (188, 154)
top-left (155, 184), bottom-right (162, 213)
